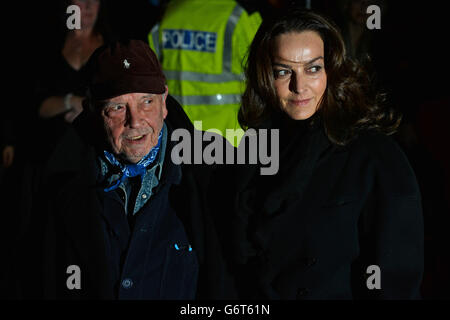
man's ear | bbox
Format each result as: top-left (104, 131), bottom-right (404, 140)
top-left (163, 85), bottom-right (168, 101)
top-left (162, 85), bottom-right (169, 119)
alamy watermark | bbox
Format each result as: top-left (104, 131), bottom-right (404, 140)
top-left (65, 4), bottom-right (381, 32)
top-left (66, 265), bottom-right (81, 290)
top-left (66, 5), bottom-right (81, 30)
top-left (366, 5), bottom-right (381, 30)
top-left (366, 264), bottom-right (381, 290)
top-left (170, 121), bottom-right (280, 175)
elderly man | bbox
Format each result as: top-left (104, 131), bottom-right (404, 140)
top-left (14, 40), bottom-right (206, 299)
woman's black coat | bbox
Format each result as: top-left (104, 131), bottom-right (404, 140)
top-left (203, 124), bottom-right (424, 300)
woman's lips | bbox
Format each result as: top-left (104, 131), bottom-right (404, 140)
top-left (289, 98), bottom-right (312, 107)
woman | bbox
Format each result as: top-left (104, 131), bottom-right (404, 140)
top-left (208, 9), bottom-right (423, 299)
top-left (34, 0), bottom-right (112, 162)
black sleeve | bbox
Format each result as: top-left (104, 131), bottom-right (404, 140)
top-left (353, 135), bottom-right (424, 299)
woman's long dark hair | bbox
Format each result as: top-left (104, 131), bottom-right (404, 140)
top-left (239, 9), bottom-right (400, 145)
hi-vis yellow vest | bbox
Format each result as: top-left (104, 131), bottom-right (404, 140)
top-left (149, 0), bottom-right (261, 147)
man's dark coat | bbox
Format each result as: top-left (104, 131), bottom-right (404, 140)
top-left (12, 96), bottom-right (214, 299)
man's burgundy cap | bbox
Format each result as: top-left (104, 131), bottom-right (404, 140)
top-left (86, 39), bottom-right (166, 101)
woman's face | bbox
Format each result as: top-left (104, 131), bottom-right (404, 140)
top-left (273, 31), bottom-right (327, 120)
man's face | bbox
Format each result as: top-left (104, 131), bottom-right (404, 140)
top-left (101, 89), bottom-right (168, 163)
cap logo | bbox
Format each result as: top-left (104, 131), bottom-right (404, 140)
top-left (123, 59), bottom-right (130, 69)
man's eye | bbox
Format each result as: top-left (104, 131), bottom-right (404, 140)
top-left (105, 104), bottom-right (125, 116)
top-left (274, 69), bottom-right (290, 78)
top-left (144, 99), bottom-right (153, 104)
top-left (111, 105), bottom-right (125, 111)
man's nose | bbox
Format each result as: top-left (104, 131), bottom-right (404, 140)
top-left (125, 107), bottom-right (143, 128)
top-left (289, 71), bottom-right (306, 94)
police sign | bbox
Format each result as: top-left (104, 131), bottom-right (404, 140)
top-left (162, 29), bottom-right (217, 53)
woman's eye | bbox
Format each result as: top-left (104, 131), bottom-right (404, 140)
top-left (274, 69), bottom-right (290, 78)
top-left (308, 65), bottom-right (323, 73)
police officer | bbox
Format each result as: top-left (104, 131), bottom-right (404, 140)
top-left (149, 0), bottom-right (261, 147)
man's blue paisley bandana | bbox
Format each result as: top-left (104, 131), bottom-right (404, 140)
top-left (103, 129), bottom-right (163, 192)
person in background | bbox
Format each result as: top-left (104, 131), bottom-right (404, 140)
top-left (149, 0), bottom-right (261, 147)
top-left (34, 0), bottom-right (113, 163)
top-left (336, 0), bottom-right (382, 61)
